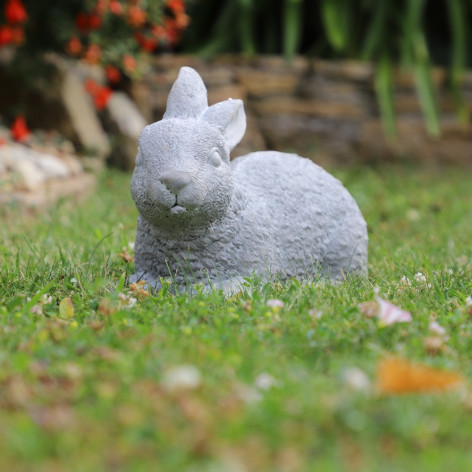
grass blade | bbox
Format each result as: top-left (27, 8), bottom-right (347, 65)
top-left (414, 59), bottom-right (440, 137)
top-left (321, 0), bottom-right (349, 52)
top-left (283, 0), bottom-right (303, 61)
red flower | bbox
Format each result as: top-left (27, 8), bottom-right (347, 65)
top-left (127, 5), bottom-right (147, 27)
top-left (11, 115), bottom-right (30, 142)
top-left (93, 87), bottom-right (113, 110)
top-left (109, 1), bottom-right (123, 15)
top-left (105, 64), bottom-right (121, 84)
top-left (75, 13), bottom-right (89, 32)
top-left (66, 36), bottom-right (82, 55)
top-left (5, 0), bottom-right (27, 24)
top-left (88, 12), bottom-right (102, 30)
top-left (95, 0), bottom-right (108, 15)
top-left (84, 79), bottom-right (113, 110)
top-left (164, 18), bottom-right (180, 46)
top-left (122, 54), bottom-right (137, 73)
top-left (151, 24), bottom-right (167, 39)
top-left (166, 0), bottom-right (185, 14)
top-left (0, 26), bottom-right (13, 46)
top-left (135, 32), bottom-right (158, 52)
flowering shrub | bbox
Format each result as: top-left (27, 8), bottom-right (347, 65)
top-left (0, 0), bottom-right (189, 76)
top-left (0, 0), bottom-right (189, 139)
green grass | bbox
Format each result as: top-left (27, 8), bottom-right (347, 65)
top-left (1, 165), bottom-right (472, 471)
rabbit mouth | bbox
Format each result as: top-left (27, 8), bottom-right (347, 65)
top-left (170, 202), bottom-right (187, 215)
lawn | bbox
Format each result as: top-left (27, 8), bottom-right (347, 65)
top-left (1, 164), bottom-right (472, 471)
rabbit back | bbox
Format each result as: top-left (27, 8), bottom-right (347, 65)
top-left (230, 151), bottom-right (368, 278)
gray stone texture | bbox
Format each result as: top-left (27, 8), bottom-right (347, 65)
top-left (130, 67), bottom-right (368, 292)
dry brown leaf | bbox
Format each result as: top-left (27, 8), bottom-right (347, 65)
top-left (129, 280), bottom-right (150, 298)
top-left (377, 358), bottom-right (463, 395)
top-left (119, 247), bottom-right (134, 263)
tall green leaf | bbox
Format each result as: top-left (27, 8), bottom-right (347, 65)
top-left (238, 0), bottom-right (255, 55)
top-left (361, 0), bottom-right (389, 60)
top-left (414, 59), bottom-right (440, 136)
top-left (321, 0), bottom-right (350, 52)
top-left (283, 0), bottom-right (303, 61)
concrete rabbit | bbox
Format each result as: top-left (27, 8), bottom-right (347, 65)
top-left (129, 67), bottom-right (368, 292)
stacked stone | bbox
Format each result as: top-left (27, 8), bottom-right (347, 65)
top-left (131, 55), bottom-right (472, 167)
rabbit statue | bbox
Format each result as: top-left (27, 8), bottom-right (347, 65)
top-left (129, 67), bottom-right (368, 293)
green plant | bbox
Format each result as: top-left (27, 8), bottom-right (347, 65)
top-left (183, 0), bottom-right (472, 137)
top-left (1, 167), bottom-right (472, 470)
top-left (0, 0), bottom-right (189, 77)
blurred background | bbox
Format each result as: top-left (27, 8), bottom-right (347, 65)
top-left (0, 0), bottom-right (471, 207)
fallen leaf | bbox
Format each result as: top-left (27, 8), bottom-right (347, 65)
top-left (359, 298), bottom-right (412, 325)
top-left (129, 280), bottom-right (150, 298)
top-left (423, 336), bottom-right (446, 355)
top-left (59, 297), bottom-right (74, 319)
top-left (377, 358), bottom-right (463, 395)
top-left (119, 247), bottom-right (134, 263)
top-left (376, 297), bottom-right (412, 325)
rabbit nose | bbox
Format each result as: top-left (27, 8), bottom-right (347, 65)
top-left (159, 170), bottom-right (192, 194)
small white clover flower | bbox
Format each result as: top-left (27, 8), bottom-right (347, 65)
top-left (414, 272), bottom-right (427, 284)
top-left (254, 373), bottom-right (277, 390)
top-left (400, 276), bottom-right (412, 286)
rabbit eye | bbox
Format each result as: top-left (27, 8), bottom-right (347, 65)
top-left (208, 149), bottom-right (222, 167)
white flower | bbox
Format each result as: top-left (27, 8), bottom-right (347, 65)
top-left (161, 365), bottom-right (202, 392)
top-left (254, 373), bottom-right (277, 390)
top-left (308, 308), bottom-right (323, 319)
top-left (375, 297), bottom-right (412, 325)
top-left (414, 272), bottom-right (427, 284)
top-left (400, 276), bottom-right (411, 286)
top-left (341, 367), bottom-right (371, 393)
top-left (118, 292), bottom-right (137, 308)
top-left (429, 321), bottom-right (447, 336)
top-left (267, 299), bottom-right (284, 309)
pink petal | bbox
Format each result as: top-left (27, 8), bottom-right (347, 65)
top-left (375, 297), bottom-right (412, 325)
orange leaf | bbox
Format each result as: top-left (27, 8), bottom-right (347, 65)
top-left (377, 358), bottom-right (463, 395)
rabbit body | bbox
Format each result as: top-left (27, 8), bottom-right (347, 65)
top-left (130, 67), bottom-right (368, 292)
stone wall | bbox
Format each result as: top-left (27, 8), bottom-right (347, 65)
top-left (131, 55), bottom-right (472, 167)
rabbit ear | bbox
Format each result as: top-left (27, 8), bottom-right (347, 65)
top-left (163, 67), bottom-right (208, 119)
top-left (202, 99), bottom-right (246, 151)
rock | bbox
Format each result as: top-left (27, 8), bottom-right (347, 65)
top-left (360, 118), bottom-right (472, 166)
top-left (104, 91), bottom-right (148, 170)
top-left (0, 140), bottom-right (95, 211)
top-left (56, 59), bottom-right (111, 158)
top-left (253, 96), bottom-right (365, 119)
top-left (0, 56), bottom-right (111, 160)
top-left (236, 70), bottom-right (298, 98)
